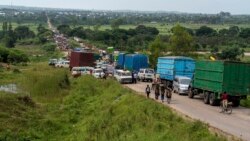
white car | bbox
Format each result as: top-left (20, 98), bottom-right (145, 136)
top-left (55, 60), bottom-right (70, 68)
top-left (138, 68), bottom-right (155, 82)
top-left (92, 69), bottom-right (105, 78)
top-left (71, 67), bottom-right (94, 76)
top-left (114, 70), bottom-right (132, 84)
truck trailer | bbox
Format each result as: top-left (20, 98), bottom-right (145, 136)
top-left (188, 60), bottom-right (250, 106)
top-left (124, 54), bottom-right (149, 72)
top-left (70, 51), bottom-right (95, 69)
top-left (157, 56), bottom-right (195, 88)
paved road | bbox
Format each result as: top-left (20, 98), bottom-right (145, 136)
top-left (125, 82), bottom-right (250, 141)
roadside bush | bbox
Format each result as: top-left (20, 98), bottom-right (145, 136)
top-left (12, 68), bottom-right (21, 73)
top-left (0, 47), bottom-right (29, 64)
top-left (240, 96), bottom-right (250, 108)
top-left (42, 43), bottom-right (56, 52)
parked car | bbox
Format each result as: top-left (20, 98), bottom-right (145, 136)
top-left (48, 59), bottom-right (58, 66)
top-left (173, 76), bottom-right (191, 95)
top-left (71, 67), bottom-right (94, 76)
top-left (114, 70), bottom-right (132, 84)
top-left (138, 68), bottom-right (155, 81)
top-left (92, 68), bottom-right (105, 78)
top-left (55, 60), bottom-right (70, 68)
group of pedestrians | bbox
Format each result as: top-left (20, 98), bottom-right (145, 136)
top-left (145, 76), bottom-right (172, 103)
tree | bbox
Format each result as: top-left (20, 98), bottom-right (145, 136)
top-left (111, 18), bottom-right (123, 30)
top-left (239, 28), bottom-right (250, 38)
top-left (170, 24), bottom-right (194, 56)
top-left (196, 26), bottom-right (217, 36)
top-left (14, 26), bottom-right (35, 40)
top-left (218, 47), bottom-right (244, 61)
top-left (3, 35), bottom-right (15, 48)
top-left (93, 24), bottom-right (101, 31)
top-left (149, 36), bottom-right (166, 69)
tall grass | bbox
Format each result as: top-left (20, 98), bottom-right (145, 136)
top-left (19, 62), bottom-right (70, 103)
top-left (0, 76), bottom-right (225, 141)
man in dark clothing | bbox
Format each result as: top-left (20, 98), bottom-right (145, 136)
top-left (131, 72), bottom-right (134, 83)
top-left (145, 85), bottom-right (151, 98)
top-left (160, 86), bottom-right (165, 102)
top-left (155, 84), bottom-right (160, 100)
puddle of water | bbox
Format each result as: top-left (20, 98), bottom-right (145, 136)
top-left (0, 84), bottom-right (17, 94)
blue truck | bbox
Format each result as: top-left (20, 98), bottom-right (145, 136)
top-left (157, 56), bottom-right (195, 88)
top-left (124, 54), bottom-right (149, 72)
top-left (117, 53), bottom-right (126, 68)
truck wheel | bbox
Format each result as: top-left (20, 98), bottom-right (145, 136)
top-left (233, 100), bottom-right (240, 107)
top-left (209, 93), bottom-right (216, 106)
top-left (204, 92), bottom-right (210, 104)
top-left (188, 88), bottom-right (194, 98)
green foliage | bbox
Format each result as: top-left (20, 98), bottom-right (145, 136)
top-left (0, 47), bottom-right (29, 63)
top-left (57, 24), bottom-right (71, 35)
top-left (111, 18), bottom-right (123, 29)
top-left (196, 26), bottom-right (217, 36)
top-left (240, 96), bottom-right (250, 108)
top-left (239, 28), bottom-right (250, 38)
top-left (149, 36), bottom-right (167, 69)
top-left (0, 76), bottom-right (225, 140)
top-left (57, 24), bottom-right (158, 51)
top-left (42, 42), bottom-right (57, 52)
top-left (14, 26), bottom-right (35, 40)
top-left (19, 63), bottom-right (70, 101)
top-left (217, 47), bottom-right (244, 61)
top-left (170, 24), bottom-right (194, 56)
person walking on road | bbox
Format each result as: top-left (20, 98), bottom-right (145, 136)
top-left (166, 88), bottom-right (172, 104)
top-left (145, 85), bottom-right (151, 98)
top-left (160, 86), bottom-right (165, 102)
top-left (155, 83), bottom-right (160, 100)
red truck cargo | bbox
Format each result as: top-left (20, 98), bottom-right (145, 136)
top-left (70, 51), bottom-right (95, 69)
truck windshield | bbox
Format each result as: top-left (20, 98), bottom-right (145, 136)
top-left (146, 69), bottom-right (154, 73)
top-left (180, 79), bottom-right (191, 85)
top-left (122, 72), bottom-right (131, 76)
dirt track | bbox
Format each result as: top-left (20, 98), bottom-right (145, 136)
top-left (125, 82), bottom-right (250, 141)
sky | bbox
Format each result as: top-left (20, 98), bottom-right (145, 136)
top-left (1, 0), bottom-right (250, 14)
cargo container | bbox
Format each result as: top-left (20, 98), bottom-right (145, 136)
top-left (189, 60), bottom-right (250, 106)
top-left (117, 53), bottom-right (126, 68)
top-left (157, 56), bottom-right (195, 88)
top-left (70, 51), bottom-right (95, 68)
top-left (124, 54), bottom-right (149, 71)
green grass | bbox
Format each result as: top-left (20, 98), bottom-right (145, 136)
top-left (0, 73), bottom-right (225, 140)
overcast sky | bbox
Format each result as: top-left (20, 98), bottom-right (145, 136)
top-left (1, 0), bottom-right (250, 14)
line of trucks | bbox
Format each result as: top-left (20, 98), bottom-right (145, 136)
top-left (50, 50), bottom-right (250, 107)
top-left (156, 56), bottom-right (250, 107)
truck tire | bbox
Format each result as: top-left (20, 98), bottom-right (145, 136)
top-left (209, 93), bottom-right (216, 106)
top-left (233, 100), bottom-right (240, 107)
top-left (204, 92), bottom-right (210, 104)
top-left (188, 88), bottom-right (194, 98)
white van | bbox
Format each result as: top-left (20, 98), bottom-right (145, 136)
top-left (55, 60), bottom-right (70, 68)
top-left (92, 68), bottom-right (105, 78)
top-left (138, 68), bottom-right (155, 82)
top-left (114, 70), bottom-right (132, 84)
top-left (71, 67), bottom-right (94, 76)
top-left (173, 76), bottom-right (191, 95)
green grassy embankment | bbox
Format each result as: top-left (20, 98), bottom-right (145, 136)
top-left (0, 64), bottom-right (225, 141)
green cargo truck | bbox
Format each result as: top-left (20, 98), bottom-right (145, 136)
top-left (188, 60), bottom-right (250, 106)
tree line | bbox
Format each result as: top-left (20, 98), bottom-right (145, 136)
top-left (0, 22), bottom-right (54, 64)
top-left (57, 24), bottom-right (159, 51)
